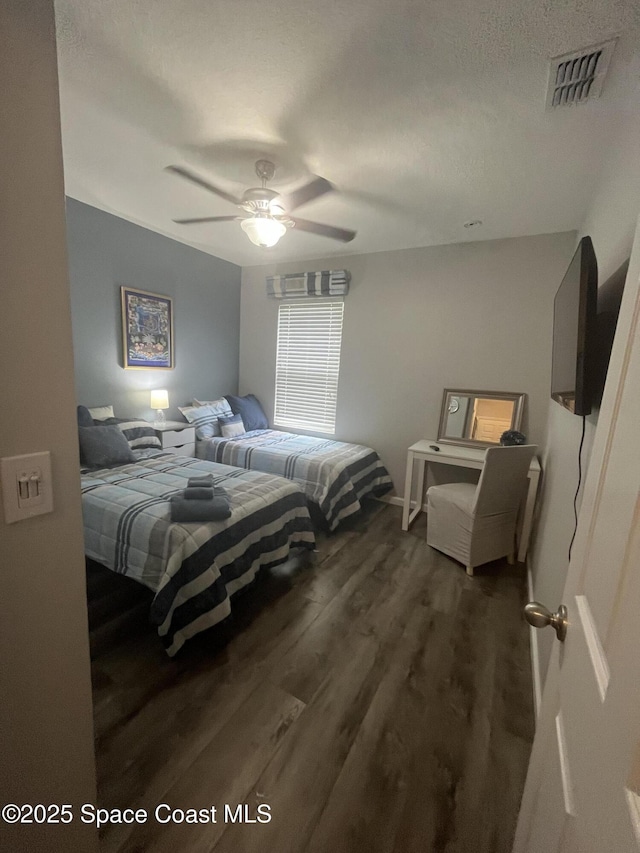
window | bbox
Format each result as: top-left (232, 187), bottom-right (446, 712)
top-left (274, 300), bottom-right (344, 434)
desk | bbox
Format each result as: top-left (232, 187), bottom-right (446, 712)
top-left (401, 439), bottom-right (541, 562)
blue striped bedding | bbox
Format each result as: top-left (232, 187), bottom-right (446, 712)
top-left (196, 430), bottom-right (393, 531)
top-left (81, 453), bottom-right (315, 656)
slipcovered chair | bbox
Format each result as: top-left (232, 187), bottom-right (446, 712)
top-left (426, 444), bottom-right (538, 576)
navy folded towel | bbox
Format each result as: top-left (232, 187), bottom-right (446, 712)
top-left (187, 474), bottom-right (215, 488)
top-left (170, 492), bottom-right (231, 523)
top-left (183, 486), bottom-right (214, 500)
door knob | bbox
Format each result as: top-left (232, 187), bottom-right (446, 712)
top-left (524, 602), bottom-right (568, 642)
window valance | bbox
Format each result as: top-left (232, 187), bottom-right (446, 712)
top-left (266, 270), bottom-right (350, 299)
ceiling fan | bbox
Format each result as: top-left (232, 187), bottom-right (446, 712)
top-left (167, 159), bottom-right (356, 248)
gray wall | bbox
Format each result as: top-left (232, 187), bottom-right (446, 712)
top-left (240, 231), bottom-right (577, 493)
top-left (530, 105), bottom-right (640, 688)
top-left (0, 2), bottom-right (98, 850)
top-left (66, 198), bottom-right (241, 421)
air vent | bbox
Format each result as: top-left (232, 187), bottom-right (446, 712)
top-left (546, 39), bottom-right (616, 109)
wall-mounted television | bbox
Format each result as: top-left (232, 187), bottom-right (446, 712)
top-left (551, 236), bottom-right (598, 416)
top-left (591, 258), bottom-right (627, 409)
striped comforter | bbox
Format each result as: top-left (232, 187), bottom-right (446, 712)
top-left (81, 453), bottom-right (315, 656)
top-left (196, 430), bottom-right (393, 531)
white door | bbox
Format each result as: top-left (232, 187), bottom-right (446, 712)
top-left (514, 217), bottom-right (640, 853)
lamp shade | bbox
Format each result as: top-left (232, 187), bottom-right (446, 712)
top-left (241, 215), bottom-right (287, 248)
top-left (150, 389), bottom-right (169, 410)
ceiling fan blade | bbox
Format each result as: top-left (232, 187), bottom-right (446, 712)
top-left (166, 165), bottom-right (241, 206)
top-left (173, 215), bottom-right (240, 225)
top-left (291, 217), bottom-right (356, 243)
top-left (278, 176), bottom-right (333, 212)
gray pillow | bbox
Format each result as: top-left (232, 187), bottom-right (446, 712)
top-left (79, 425), bottom-right (136, 468)
top-left (77, 405), bottom-right (94, 428)
top-left (218, 413), bottom-right (246, 438)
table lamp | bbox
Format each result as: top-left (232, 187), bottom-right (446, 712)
top-left (150, 389), bottom-right (169, 426)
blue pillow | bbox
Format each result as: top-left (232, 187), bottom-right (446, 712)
top-left (78, 425), bottom-right (136, 468)
top-left (224, 394), bottom-right (268, 431)
top-left (218, 413), bottom-right (246, 438)
top-left (77, 405), bottom-right (94, 428)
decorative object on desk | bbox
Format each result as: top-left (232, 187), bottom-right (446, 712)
top-left (500, 430), bottom-right (527, 446)
top-left (150, 389), bottom-right (169, 426)
top-left (121, 286), bottom-right (174, 369)
top-left (437, 388), bottom-right (526, 449)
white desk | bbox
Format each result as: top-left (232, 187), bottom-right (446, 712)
top-left (401, 439), bottom-right (541, 562)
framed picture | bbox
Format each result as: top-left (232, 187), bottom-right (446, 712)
top-left (121, 287), bottom-right (174, 370)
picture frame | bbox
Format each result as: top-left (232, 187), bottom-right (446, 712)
top-left (121, 286), bottom-right (174, 370)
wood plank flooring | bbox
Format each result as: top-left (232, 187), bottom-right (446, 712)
top-left (89, 503), bottom-right (534, 853)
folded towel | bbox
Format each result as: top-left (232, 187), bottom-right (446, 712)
top-left (170, 493), bottom-right (231, 523)
top-left (187, 474), bottom-right (215, 488)
top-left (183, 486), bottom-right (214, 501)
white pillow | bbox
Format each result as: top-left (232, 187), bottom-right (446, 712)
top-left (179, 404), bottom-right (228, 439)
top-left (193, 396), bottom-right (233, 417)
top-left (88, 405), bottom-right (115, 420)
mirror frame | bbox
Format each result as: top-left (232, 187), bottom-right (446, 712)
top-left (437, 388), bottom-right (526, 448)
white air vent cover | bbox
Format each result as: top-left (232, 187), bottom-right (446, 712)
top-left (546, 39), bottom-right (616, 108)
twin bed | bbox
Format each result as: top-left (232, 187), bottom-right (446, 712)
top-left (82, 453), bottom-right (315, 656)
top-left (196, 429), bottom-right (392, 531)
top-left (80, 397), bottom-right (392, 655)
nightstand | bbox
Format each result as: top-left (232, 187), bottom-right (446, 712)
top-left (153, 421), bottom-right (196, 457)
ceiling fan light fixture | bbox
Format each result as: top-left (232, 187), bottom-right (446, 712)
top-left (169, 160), bottom-right (355, 244)
top-left (241, 214), bottom-right (287, 248)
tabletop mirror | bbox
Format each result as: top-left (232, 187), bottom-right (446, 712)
top-left (437, 389), bottom-right (526, 448)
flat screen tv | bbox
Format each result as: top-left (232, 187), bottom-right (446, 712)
top-left (551, 236), bottom-right (598, 416)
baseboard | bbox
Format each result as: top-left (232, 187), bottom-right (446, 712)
top-left (527, 564), bottom-right (542, 720)
top-left (378, 494), bottom-right (402, 507)
top-left (378, 494), bottom-right (429, 512)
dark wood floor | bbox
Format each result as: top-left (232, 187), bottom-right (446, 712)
top-left (88, 503), bottom-right (534, 853)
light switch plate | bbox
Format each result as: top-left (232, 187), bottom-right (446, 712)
top-left (1, 452), bottom-right (53, 524)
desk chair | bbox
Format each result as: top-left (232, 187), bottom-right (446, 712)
top-left (426, 444), bottom-right (538, 576)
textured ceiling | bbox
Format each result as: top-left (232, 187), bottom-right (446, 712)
top-left (54, 0), bottom-right (640, 266)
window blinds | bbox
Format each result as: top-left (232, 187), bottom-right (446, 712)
top-left (274, 300), bottom-right (344, 434)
